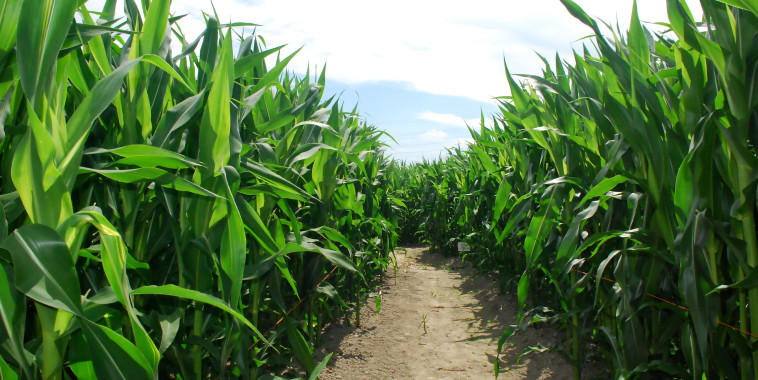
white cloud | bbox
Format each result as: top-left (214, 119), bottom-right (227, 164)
top-left (84, 0), bottom-right (702, 102)
top-left (417, 112), bottom-right (468, 127)
top-left (419, 129), bottom-right (449, 142)
top-left (416, 112), bottom-right (485, 131)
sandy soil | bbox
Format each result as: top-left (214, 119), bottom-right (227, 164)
top-left (314, 246), bottom-right (580, 379)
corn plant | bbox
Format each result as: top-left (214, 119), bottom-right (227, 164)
top-left (0, 0), bottom-right (399, 378)
top-left (399, 0), bottom-right (758, 378)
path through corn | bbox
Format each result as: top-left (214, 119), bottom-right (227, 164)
top-left (315, 246), bottom-right (575, 379)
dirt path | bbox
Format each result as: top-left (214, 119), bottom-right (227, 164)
top-left (314, 246), bottom-right (576, 379)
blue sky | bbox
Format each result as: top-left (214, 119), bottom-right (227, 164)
top-left (322, 79), bottom-right (499, 161)
top-left (88, 0), bottom-right (703, 161)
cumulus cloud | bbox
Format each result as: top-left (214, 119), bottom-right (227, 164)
top-left (416, 113), bottom-right (486, 131)
top-left (84, 0), bottom-right (702, 102)
top-left (419, 129), bottom-right (449, 142)
top-left (417, 112), bottom-right (468, 127)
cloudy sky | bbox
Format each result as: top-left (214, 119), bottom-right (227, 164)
top-left (89, 0), bottom-right (703, 161)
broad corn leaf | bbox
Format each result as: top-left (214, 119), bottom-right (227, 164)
top-left (3, 225), bottom-right (82, 314)
top-left (16, 0), bottom-right (77, 105)
top-left (198, 30), bottom-right (233, 179)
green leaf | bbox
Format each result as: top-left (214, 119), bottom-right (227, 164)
top-left (498, 200), bottom-right (531, 244)
top-left (57, 210), bottom-right (159, 371)
top-left (3, 224), bottom-right (82, 314)
top-left (309, 226), bottom-right (355, 252)
top-left (233, 44), bottom-right (285, 78)
top-left (0, 0), bottom-right (22, 68)
top-left (80, 320), bottom-right (153, 380)
top-left (307, 353), bottom-right (333, 380)
top-left (495, 325), bottom-right (518, 377)
top-left (0, 358), bottom-right (17, 380)
top-left (151, 93), bottom-right (204, 147)
top-left (667, 0), bottom-right (726, 75)
top-left (219, 168), bottom-right (246, 307)
top-left (141, 54), bottom-right (193, 92)
top-left (131, 285), bottom-right (269, 345)
top-left (715, 0), bottom-right (758, 17)
top-left (196, 16), bottom-right (219, 89)
top-left (285, 318), bottom-right (315, 373)
top-left (139, 0), bottom-right (170, 56)
top-left (0, 263), bottom-right (31, 378)
top-left (11, 107), bottom-right (73, 227)
top-left (251, 47), bottom-right (302, 93)
top-left (61, 58), bottom-right (142, 186)
top-left (198, 29), bottom-right (233, 179)
top-left (493, 175), bottom-right (513, 221)
top-left (470, 144), bottom-right (498, 174)
top-left (80, 167), bottom-right (221, 198)
top-left (244, 242), bottom-right (314, 280)
top-left (517, 274), bottom-right (529, 313)
top-left (86, 144), bottom-right (203, 169)
top-left (575, 175), bottom-right (628, 210)
top-left (286, 143), bottom-right (338, 166)
top-left (158, 311), bottom-right (181, 354)
top-left (674, 155), bottom-right (695, 229)
top-left (556, 200), bottom-right (600, 272)
top-left (60, 18), bottom-right (137, 51)
top-left (628, 0), bottom-right (651, 76)
top-left (711, 266), bottom-right (758, 292)
top-left (256, 112), bottom-right (296, 135)
top-left (242, 159), bottom-right (313, 202)
top-left (67, 333), bottom-right (97, 379)
top-left (0, 186), bottom-right (7, 245)
top-left (0, 85), bottom-right (12, 143)
top-left (16, 0), bottom-right (77, 104)
top-left (316, 283), bottom-right (349, 309)
top-left (237, 197), bottom-right (280, 254)
top-left (678, 211), bottom-right (710, 367)
top-left (307, 244), bottom-right (359, 274)
top-left (524, 184), bottom-right (563, 269)
top-left (559, 0), bottom-right (600, 35)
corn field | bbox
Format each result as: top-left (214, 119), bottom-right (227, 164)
top-left (4, 0), bottom-right (758, 379)
top-left (0, 0), bottom-right (401, 378)
top-left (400, 0), bottom-right (758, 378)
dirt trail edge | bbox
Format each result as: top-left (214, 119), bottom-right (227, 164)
top-left (314, 246), bottom-right (576, 379)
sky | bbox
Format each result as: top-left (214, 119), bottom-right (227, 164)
top-left (87, 0), bottom-right (703, 162)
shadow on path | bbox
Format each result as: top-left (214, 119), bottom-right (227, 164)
top-left (413, 247), bottom-right (574, 379)
top-left (314, 245), bottom-right (600, 379)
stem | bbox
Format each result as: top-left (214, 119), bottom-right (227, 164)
top-left (193, 305), bottom-right (204, 380)
top-left (307, 298), bottom-right (315, 345)
top-left (740, 288), bottom-right (749, 380)
top-left (315, 300), bottom-right (322, 344)
top-left (355, 285), bottom-right (361, 328)
top-left (251, 279), bottom-right (260, 328)
top-left (250, 247), bottom-right (260, 328)
top-left (737, 162), bottom-right (758, 378)
top-left (572, 313), bottom-right (580, 380)
top-left (570, 270), bottom-right (581, 380)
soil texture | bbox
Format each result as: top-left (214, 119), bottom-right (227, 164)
top-left (314, 246), bottom-right (580, 379)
